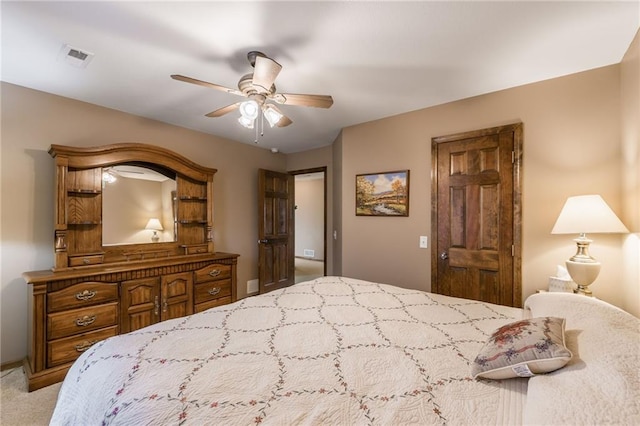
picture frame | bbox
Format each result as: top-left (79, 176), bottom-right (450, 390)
top-left (356, 170), bottom-right (409, 216)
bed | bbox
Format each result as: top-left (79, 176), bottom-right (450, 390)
top-left (50, 276), bottom-right (639, 425)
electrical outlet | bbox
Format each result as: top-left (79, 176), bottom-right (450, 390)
top-left (419, 236), bottom-right (428, 248)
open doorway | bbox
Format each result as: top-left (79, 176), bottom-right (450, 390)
top-left (291, 167), bottom-right (327, 283)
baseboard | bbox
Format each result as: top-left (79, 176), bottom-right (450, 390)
top-left (0, 359), bottom-right (24, 372)
top-left (295, 256), bottom-right (325, 262)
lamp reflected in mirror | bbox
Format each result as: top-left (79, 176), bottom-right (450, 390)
top-left (551, 195), bottom-right (629, 296)
top-left (145, 218), bottom-right (164, 243)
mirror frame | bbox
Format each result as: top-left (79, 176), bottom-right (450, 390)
top-left (49, 143), bottom-right (217, 270)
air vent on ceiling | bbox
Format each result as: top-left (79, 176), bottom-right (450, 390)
top-left (59, 44), bottom-right (94, 68)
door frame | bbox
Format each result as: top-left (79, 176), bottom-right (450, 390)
top-left (289, 166), bottom-right (328, 277)
top-left (430, 123), bottom-right (523, 306)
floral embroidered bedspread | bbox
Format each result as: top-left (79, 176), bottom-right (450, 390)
top-left (50, 276), bottom-right (526, 425)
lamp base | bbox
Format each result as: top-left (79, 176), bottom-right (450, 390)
top-left (565, 259), bottom-right (601, 296)
top-left (151, 231), bottom-right (159, 243)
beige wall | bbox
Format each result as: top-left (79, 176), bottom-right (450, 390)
top-left (0, 83), bottom-right (285, 364)
top-left (620, 30), bottom-right (640, 316)
top-left (340, 63), bottom-right (633, 313)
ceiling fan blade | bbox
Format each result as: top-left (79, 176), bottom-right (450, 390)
top-left (252, 56), bottom-right (282, 92)
top-left (171, 74), bottom-right (243, 96)
top-left (277, 115), bottom-right (293, 127)
top-left (205, 102), bottom-right (241, 118)
top-left (273, 93), bottom-right (333, 108)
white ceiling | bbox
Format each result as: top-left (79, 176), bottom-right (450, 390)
top-left (2, 1), bottom-right (638, 154)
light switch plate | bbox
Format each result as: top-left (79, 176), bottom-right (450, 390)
top-left (419, 236), bottom-right (428, 248)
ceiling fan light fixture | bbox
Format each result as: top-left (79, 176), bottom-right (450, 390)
top-left (238, 115), bottom-right (254, 129)
top-left (263, 105), bottom-right (283, 127)
top-left (239, 100), bottom-right (259, 120)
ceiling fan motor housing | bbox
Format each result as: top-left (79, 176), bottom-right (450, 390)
top-left (238, 73), bottom-right (276, 97)
top-left (247, 51), bottom-right (267, 67)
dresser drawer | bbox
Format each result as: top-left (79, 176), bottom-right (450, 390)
top-left (183, 244), bottom-right (208, 255)
top-left (47, 302), bottom-right (118, 340)
top-left (48, 282), bottom-right (118, 313)
top-left (47, 326), bottom-right (118, 367)
top-left (195, 296), bottom-right (232, 313)
top-left (194, 264), bottom-right (231, 284)
top-left (194, 279), bottom-right (231, 304)
top-left (68, 254), bottom-right (104, 267)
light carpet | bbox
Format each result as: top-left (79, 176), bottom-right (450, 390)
top-left (294, 257), bottom-right (324, 283)
top-left (1, 367), bottom-right (60, 425)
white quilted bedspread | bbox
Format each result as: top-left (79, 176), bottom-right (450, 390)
top-left (50, 276), bottom-right (527, 425)
top-left (523, 292), bottom-right (640, 425)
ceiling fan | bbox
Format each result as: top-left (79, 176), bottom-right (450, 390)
top-left (171, 51), bottom-right (333, 130)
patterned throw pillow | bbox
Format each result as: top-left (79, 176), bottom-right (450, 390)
top-left (472, 317), bottom-right (572, 380)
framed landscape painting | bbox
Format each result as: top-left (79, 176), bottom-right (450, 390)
top-left (356, 170), bottom-right (409, 216)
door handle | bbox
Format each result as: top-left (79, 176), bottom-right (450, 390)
top-left (440, 251), bottom-right (449, 260)
top-left (258, 239), bottom-right (269, 244)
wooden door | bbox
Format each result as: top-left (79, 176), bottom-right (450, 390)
top-left (258, 169), bottom-right (295, 294)
top-left (120, 277), bottom-right (161, 333)
top-left (161, 271), bottom-right (193, 320)
top-left (431, 124), bottom-right (522, 307)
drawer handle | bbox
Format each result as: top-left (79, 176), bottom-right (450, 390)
top-left (208, 269), bottom-right (221, 278)
top-left (75, 315), bottom-right (96, 327)
top-left (82, 258), bottom-right (90, 264)
top-left (75, 290), bottom-right (97, 301)
top-left (208, 287), bottom-right (221, 296)
top-left (75, 340), bottom-right (97, 353)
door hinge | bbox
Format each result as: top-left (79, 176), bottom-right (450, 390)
top-left (511, 151), bottom-right (515, 164)
top-left (511, 245), bottom-right (515, 257)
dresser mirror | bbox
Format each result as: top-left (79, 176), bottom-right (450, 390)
top-left (102, 164), bottom-right (177, 245)
top-left (49, 143), bottom-right (216, 270)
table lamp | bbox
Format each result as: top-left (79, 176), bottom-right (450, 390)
top-left (145, 218), bottom-right (163, 243)
top-left (551, 195), bottom-right (628, 296)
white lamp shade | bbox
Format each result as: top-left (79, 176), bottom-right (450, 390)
top-left (239, 100), bottom-right (259, 120)
top-left (263, 105), bottom-right (283, 127)
top-left (551, 195), bottom-right (628, 234)
top-left (238, 115), bottom-right (254, 129)
top-left (145, 218), bottom-right (163, 231)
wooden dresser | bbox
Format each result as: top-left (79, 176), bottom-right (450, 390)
top-left (23, 143), bottom-right (239, 391)
top-left (23, 253), bottom-right (237, 391)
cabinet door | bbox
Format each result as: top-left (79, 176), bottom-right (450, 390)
top-left (121, 277), bottom-right (161, 333)
top-left (161, 271), bottom-right (193, 321)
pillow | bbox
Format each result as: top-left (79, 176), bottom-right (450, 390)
top-left (471, 317), bottom-right (572, 380)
